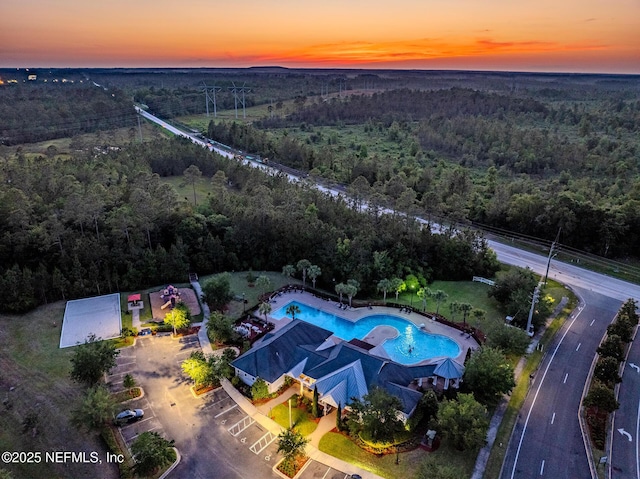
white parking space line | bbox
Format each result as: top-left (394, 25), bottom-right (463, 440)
top-left (249, 431), bottom-right (277, 454)
top-left (120, 416), bottom-right (154, 430)
top-left (590, 319), bottom-right (596, 326)
top-left (321, 466), bottom-right (331, 479)
top-left (215, 404), bottom-right (238, 418)
top-left (575, 343), bottom-right (581, 351)
top-left (540, 459), bottom-right (545, 475)
top-left (563, 373), bottom-right (568, 384)
top-left (551, 412), bottom-right (555, 425)
top-left (202, 396), bottom-right (232, 410)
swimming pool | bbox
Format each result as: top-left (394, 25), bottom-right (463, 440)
top-left (272, 301), bottom-right (460, 364)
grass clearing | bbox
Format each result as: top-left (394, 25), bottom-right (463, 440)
top-left (198, 271), bottom-right (303, 320)
top-left (0, 302), bottom-right (118, 479)
top-left (319, 431), bottom-right (477, 479)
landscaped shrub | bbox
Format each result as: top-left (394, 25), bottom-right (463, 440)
top-left (251, 378), bottom-right (270, 400)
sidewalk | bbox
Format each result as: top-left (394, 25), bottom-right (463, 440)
top-left (189, 279), bottom-right (383, 479)
top-left (470, 296), bottom-right (570, 479)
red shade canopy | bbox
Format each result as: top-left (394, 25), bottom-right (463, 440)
top-left (128, 294), bottom-right (141, 302)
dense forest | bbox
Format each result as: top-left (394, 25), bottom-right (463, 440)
top-left (204, 85), bottom-right (640, 259)
top-left (0, 136), bottom-right (499, 313)
top-left (0, 81), bottom-right (135, 145)
top-left (1, 68), bottom-right (639, 312)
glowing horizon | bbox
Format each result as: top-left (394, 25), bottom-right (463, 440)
top-left (1, 0), bottom-right (639, 74)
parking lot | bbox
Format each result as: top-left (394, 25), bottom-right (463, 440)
top-left (105, 333), bottom-right (360, 479)
top-left (199, 388), bottom-right (282, 465)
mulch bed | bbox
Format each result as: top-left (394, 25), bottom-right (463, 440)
top-left (149, 287), bottom-right (202, 321)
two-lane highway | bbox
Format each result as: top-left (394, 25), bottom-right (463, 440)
top-left (502, 289), bottom-right (621, 479)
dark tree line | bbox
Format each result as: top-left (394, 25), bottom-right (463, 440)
top-left (0, 83), bottom-right (136, 145)
top-left (0, 136), bottom-right (499, 313)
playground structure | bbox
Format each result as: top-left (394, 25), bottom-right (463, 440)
top-left (160, 285), bottom-right (182, 310)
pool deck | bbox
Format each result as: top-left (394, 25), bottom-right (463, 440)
top-left (263, 291), bottom-right (478, 364)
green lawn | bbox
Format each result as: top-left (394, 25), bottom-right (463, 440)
top-left (319, 432), bottom-right (476, 479)
top-left (269, 395), bottom-right (318, 436)
top-left (0, 302), bottom-right (116, 479)
top-left (198, 271), bottom-right (303, 320)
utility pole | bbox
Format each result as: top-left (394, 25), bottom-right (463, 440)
top-left (525, 283), bottom-right (540, 337)
top-left (544, 228), bottom-right (562, 285)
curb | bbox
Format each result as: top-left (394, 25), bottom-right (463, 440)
top-left (158, 447), bottom-right (181, 479)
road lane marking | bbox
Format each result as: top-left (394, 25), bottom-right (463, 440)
top-left (509, 309), bottom-right (584, 479)
top-left (563, 373), bottom-right (569, 384)
top-left (590, 319), bottom-right (595, 326)
top-left (576, 343), bottom-right (581, 351)
top-left (636, 398), bottom-right (640, 479)
top-left (551, 413), bottom-right (555, 425)
top-left (540, 460), bottom-right (545, 475)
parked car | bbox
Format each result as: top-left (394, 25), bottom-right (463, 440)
top-left (115, 409), bottom-right (144, 424)
top-left (138, 328), bottom-right (152, 336)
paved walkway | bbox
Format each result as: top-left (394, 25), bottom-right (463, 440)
top-left (131, 308), bottom-right (142, 330)
top-left (190, 279), bottom-right (385, 479)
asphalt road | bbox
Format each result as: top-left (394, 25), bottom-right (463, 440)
top-left (501, 288), bottom-right (621, 479)
top-left (610, 328), bottom-right (640, 479)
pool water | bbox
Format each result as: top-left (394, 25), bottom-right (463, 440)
top-left (272, 301), bottom-right (460, 364)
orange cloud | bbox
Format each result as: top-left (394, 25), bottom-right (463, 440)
top-left (230, 37), bottom-right (612, 67)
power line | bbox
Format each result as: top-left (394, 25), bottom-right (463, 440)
top-left (228, 82), bottom-right (252, 119)
top-left (200, 81), bottom-right (222, 117)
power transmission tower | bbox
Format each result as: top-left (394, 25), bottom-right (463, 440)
top-left (228, 82), bottom-right (252, 119)
top-left (201, 81), bottom-right (222, 117)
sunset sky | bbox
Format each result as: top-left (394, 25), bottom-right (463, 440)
top-left (1, 0), bottom-right (639, 73)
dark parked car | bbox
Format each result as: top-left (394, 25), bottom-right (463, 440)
top-left (115, 409), bottom-right (144, 425)
top-left (139, 328), bottom-right (152, 336)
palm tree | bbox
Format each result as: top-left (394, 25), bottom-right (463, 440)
top-left (417, 287), bottom-right (432, 312)
top-left (282, 264), bottom-right (295, 279)
top-left (449, 301), bottom-right (460, 321)
top-left (459, 303), bottom-right (473, 326)
top-left (307, 264), bottom-right (321, 289)
top-left (377, 278), bottom-right (392, 303)
top-left (346, 279), bottom-right (360, 307)
top-left (472, 308), bottom-right (486, 327)
top-left (390, 277), bottom-right (405, 302)
top-left (432, 290), bottom-right (449, 314)
top-left (297, 259), bottom-right (312, 287)
top-left (286, 304), bottom-right (301, 321)
top-left (256, 274), bottom-right (271, 296)
top-left (258, 301), bottom-right (272, 322)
